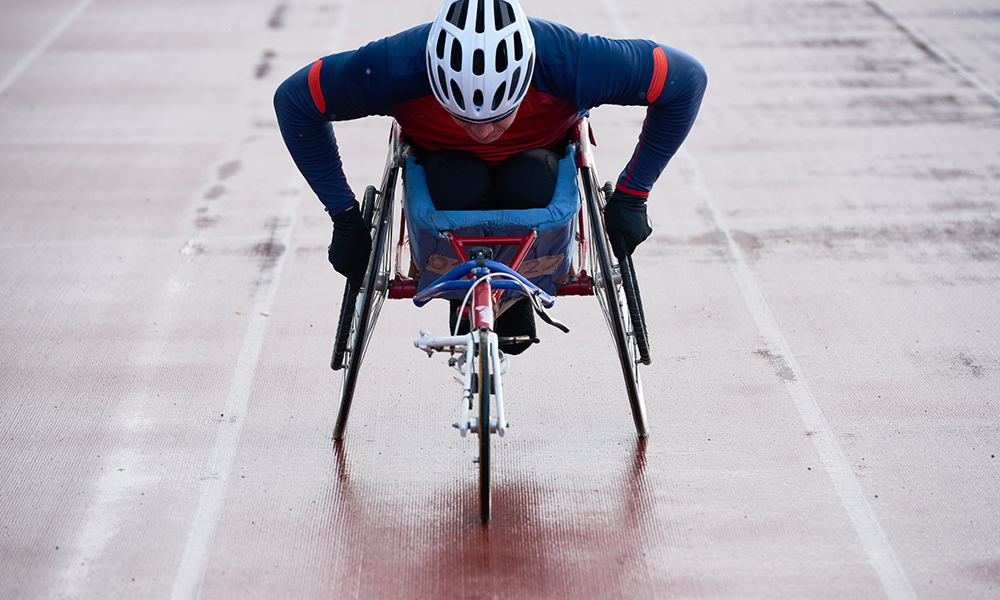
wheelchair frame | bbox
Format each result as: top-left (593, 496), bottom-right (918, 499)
top-left (330, 117), bottom-right (650, 523)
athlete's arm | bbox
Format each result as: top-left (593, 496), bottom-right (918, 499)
top-left (273, 61), bottom-right (357, 215)
top-left (532, 20), bottom-right (708, 197)
top-left (272, 25), bottom-right (430, 215)
top-left (601, 42), bottom-right (707, 196)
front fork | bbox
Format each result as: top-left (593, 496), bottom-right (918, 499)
top-left (414, 328), bottom-right (508, 438)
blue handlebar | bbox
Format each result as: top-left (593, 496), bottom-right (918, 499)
top-left (413, 259), bottom-right (556, 309)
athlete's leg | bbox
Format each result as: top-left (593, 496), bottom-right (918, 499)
top-left (495, 297), bottom-right (536, 355)
top-left (419, 150), bottom-right (492, 211)
top-left (492, 148), bottom-right (561, 210)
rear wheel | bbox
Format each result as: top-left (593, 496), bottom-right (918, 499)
top-left (583, 171), bottom-right (649, 438)
top-left (332, 183), bottom-right (395, 441)
top-left (478, 331), bottom-right (492, 524)
top-left (331, 186), bottom-right (377, 371)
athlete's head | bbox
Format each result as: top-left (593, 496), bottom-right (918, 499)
top-left (426, 0), bottom-right (536, 124)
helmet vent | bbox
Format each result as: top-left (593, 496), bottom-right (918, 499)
top-left (473, 89), bottom-right (484, 108)
top-left (446, 0), bottom-right (469, 29)
top-left (513, 32), bottom-right (523, 61)
top-left (475, 0), bottom-right (485, 34)
top-left (450, 80), bottom-right (466, 110)
top-left (492, 82), bottom-right (507, 110)
top-left (508, 67), bottom-right (520, 100)
top-left (494, 0), bottom-right (515, 30)
top-left (450, 39), bottom-right (463, 71)
top-left (437, 66), bottom-right (449, 100)
top-left (516, 54), bottom-right (533, 98)
top-left (495, 40), bottom-right (508, 73)
top-left (473, 49), bottom-right (484, 76)
top-left (436, 31), bottom-right (447, 60)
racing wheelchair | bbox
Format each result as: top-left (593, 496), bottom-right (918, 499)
top-left (330, 117), bottom-right (650, 523)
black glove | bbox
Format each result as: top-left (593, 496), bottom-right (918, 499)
top-left (328, 204), bottom-right (372, 289)
top-left (603, 189), bottom-right (652, 259)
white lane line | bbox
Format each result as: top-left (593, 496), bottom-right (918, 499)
top-left (54, 449), bottom-right (156, 598)
top-left (169, 2), bottom-right (354, 596)
top-left (867, 0), bottom-right (1000, 108)
top-left (168, 175), bottom-right (303, 600)
top-left (596, 2), bottom-right (915, 594)
top-left (0, 0), bottom-right (96, 98)
top-left (676, 149), bottom-right (917, 600)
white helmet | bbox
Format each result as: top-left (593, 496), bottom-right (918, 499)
top-left (426, 0), bottom-right (536, 123)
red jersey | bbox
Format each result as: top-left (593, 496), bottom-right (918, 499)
top-left (392, 85), bottom-right (581, 166)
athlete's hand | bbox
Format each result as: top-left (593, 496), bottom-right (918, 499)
top-left (328, 204), bottom-right (372, 289)
top-left (603, 190), bottom-right (652, 259)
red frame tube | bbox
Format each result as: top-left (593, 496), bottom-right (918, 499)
top-left (447, 230), bottom-right (537, 331)
top-left (445, 231), bottom-right (538, 273)
top-left (470, 276), bottom-right (495, 331)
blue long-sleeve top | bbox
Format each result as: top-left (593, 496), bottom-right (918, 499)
top-left (273, 18), bottom-right (707, 215)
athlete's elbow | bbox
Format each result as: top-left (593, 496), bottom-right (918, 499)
top-left (657, 46), bottom-right (707, 103)
top-left (688, 58), bottom-right (708, 95)
top-left (273, 76), bottom-right (295, 117)
top-left (273, 74), bottom-right (321, 135)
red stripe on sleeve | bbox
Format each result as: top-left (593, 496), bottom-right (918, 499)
top-left (615, 182), bottom-right (649, 197)
top-left (308, 59), bottom-right (326, 114)
top-left (645, 47), bottom-right (668, 103)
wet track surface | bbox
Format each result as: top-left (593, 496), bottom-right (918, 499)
top-left (2, 0), bottom-right (999, 598)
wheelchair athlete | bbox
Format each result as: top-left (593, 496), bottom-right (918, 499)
top-left (274, 0), bottom-right (707, 352)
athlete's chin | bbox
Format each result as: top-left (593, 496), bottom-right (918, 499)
top-left (473, 133), bottom-right (504, 144)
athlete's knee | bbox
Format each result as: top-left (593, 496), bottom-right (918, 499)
top-left (420, 150), bottom-right (492, 211)
top-left (493, 149), bottom-right (561, 210)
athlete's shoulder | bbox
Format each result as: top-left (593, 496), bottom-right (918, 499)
top-left (308, 23), bottom-right (432, 117)
top-left (529, 18), bottom-right (584, 59)
top-left (383, 23), bottom-right (432, 60)
top-left (347, 23), bottom-right (432, 97)
top-left (527, 18), bottom-right (583, 100)
top-left (529, 18), bottom-right (651, 105)
top-left (382, 23), bottom-right (434, 102)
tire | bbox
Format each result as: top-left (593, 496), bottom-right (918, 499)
top-left (330, 283), bottom-right (357, 371)
top-left (333, 182), bottom-right (395, 441)
top-left (361, 183), bottom-right (376, 226)
top-left (478, 331), bottom-right (492, 524)
top-left (583, 169), bottom-right (649, 438)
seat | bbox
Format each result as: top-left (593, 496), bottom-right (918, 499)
top-left (402, 145), bottom-right (580, 296)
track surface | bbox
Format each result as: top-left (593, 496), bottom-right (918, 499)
top-left (2, 1), bottom-right (999, 598)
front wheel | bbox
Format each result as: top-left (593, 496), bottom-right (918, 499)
top-left (478, 331), bottom-right (492, 524)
